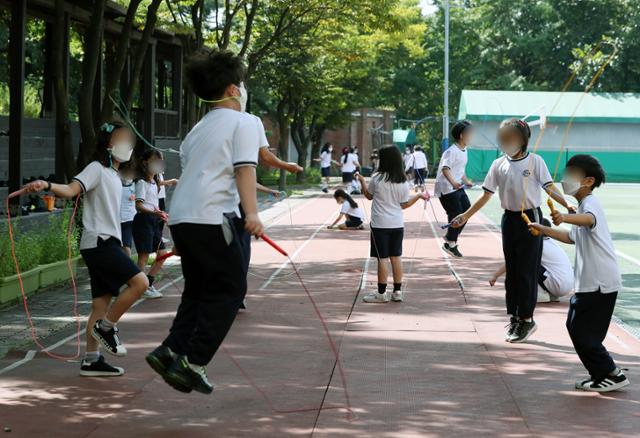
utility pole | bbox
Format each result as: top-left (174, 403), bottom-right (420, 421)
top-left (443, 0), bottom-right (450, 147)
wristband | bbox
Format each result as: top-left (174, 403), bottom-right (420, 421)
top-left (46, 181), bottom-right (52, 192)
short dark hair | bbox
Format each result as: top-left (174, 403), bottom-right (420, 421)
top-left (376, 146), bottom-right (406, 183)
top-left (565, 154), bottom-right (605, 188)
top-left (185, 49), bottom-right (245, 101)
top-left (451, 120), bottom-right (472, 141)
top-left (94, 119), bottom-right (128, 167)
top-left (499, 118), bottom-right (531, 151)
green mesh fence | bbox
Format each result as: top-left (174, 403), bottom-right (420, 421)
top-left (466, 149), bottom-right (640, 183)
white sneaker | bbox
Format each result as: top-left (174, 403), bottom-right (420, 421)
top-left (363, 292), bottom-right (390, 303)
top-left (391, 290), bottom-right (404, 302)
top-left (143, 285), bottom-right (163, 299)
top-left (537, 289), bottom-right (551, 303)
top-left (549, 294), bottom-right (560, 302)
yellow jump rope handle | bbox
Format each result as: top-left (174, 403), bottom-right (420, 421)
top-left (521, 212), bottom-right (541, 236)
top-left (547, 198), bottom-right (557, 215)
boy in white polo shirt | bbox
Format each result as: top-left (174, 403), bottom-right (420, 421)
top-left (146, 50), bottom-right (262, 395)
top-left (530, 154), bottom-right (629, 392)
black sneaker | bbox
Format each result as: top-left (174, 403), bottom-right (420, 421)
top-left (443, 243), bottom-right (463, 258)
top-left (583, 369), bottom-right (630, 392)
top-left (164, 355), bottom-right (214, 394)
top-left (508, 319), bottom-right (537, 343)
top-left (146, 346), bottom-right (192, 393)
top-left (92, 320), bottom-right (127, 356)
top-left (505, 317), bottom-right (518, 342)
top-left (322, 188), bottom-right (329, 193)
top-left (80, 355), bottom-right (124, 377)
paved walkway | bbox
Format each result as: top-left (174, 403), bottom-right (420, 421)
top-left (0, 185), bottom-right (638, 437)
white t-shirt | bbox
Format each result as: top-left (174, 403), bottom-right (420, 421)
top-left (569, 194), bottom-right (622, 293)
top-left (135, 179), bottom-right (160, 211)
top-left (320, 151), bottom-right (332, 168)
top-left (482, 153), bottom-right (553, 211)
top-left (368, 174), bottom-right (410, 229)
top-left (403, 153), bottom-right (413, 171)
top-left (541, 237), bottom-right (574, 297)
top-left (413, 151), bottom-right (428, 170)
top-left (158, 173), bottom-right (166, 199)
top-left (120, 182), bottom-right (136, 223)
top-left (72, 161), bottom-right (122, 250)
top-left (169, 108), bottom-right (259, 225)
top-left (435, 144), bottom-right (468, 197)
top-left (340, 200), bottom-right (364, 219)
top-left (252, 114), bottom-right (270, 149)
top-left (341, 153), bottom-right (359, 173)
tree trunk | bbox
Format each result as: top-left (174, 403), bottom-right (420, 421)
top-left (309, 125), bottom-right (325, 169)
top-left (276, 100), bottom-right (289, 191)
top-left (77, 0), bottom-right (106, 167)
top-left (53, 0), bottom-right (75, 180)
top-left (123, 0), bottom-right (162, 112)
top-left (100, 0), bottom-right (142, 123)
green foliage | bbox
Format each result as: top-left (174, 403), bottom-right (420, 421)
top-left (40, 207), bottom-right (80, 265)
top-left (0, 208), bottom-right (80, 278)
top-left (0, 221), bottom-right (42, 277)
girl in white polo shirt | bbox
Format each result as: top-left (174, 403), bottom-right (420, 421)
top-left (145, 49), bottom-right (262, 395)
top-left (452, 118), bottom-right (572, 343)
top-left (530, 155), bottom-right (629, 392)
top-left (340, 147), bottom-right (360, 188)
top-left (23, 121), bottom-right (148, 377)
top-left (327, 188), bottom-right (365, 230)
top-left (314, 143), bottom-right (335, 193)
top-left (356, 146), bottom-right (428, 303)
top-left (133, 148), bottom-right (170, 299)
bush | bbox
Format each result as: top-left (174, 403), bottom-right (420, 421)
top-left (40, 207), bottom-right (80, 264)
top-left (0, 221), bottom-right (42, 277)
top-left (0, 206), bottom-right (80, 278)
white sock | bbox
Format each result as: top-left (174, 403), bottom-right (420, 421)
top-left (84, 351), bottom-right (100, 363)
top-left (100, 318), bottom-right (115, 331)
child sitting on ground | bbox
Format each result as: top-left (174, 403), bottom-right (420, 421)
top-left (327, 188), bottom-right (365, 230)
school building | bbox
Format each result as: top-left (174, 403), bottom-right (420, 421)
top-left (458, 90), bottom-right (640, 182)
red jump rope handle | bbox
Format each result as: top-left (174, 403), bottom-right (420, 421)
top-left (155, 251), bottom-right (175, 262)
top-left (261, 233), bottom-right (288, 257)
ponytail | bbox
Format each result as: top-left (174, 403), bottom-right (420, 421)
top-left (334, 188), bottom-right (358, 209)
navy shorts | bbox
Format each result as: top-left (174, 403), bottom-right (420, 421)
top-left (321, 167), bottom-right (331, 177)
top-left (370, 227), bottom-right (404, 258)
top-left (121, 221), bottom-right (133, 248)
top-left (345, 215), bottom-right (363, 228)
top-left (133, 213), bottom-right (166, 254)
top-left (414, 168), bottom-right (427, 183)
top-left (342, 172), bottom-right (354, 183)
top-left (80, 237), bottom-right (141, 298)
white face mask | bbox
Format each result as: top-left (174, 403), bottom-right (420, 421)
top-left (236, 82), bottom-right (248, 113)
top-left (500, 143), bottom-right (520, 158)
top-left (110, 142), bottom-right (133, 163)
top-left (561, 177), bottom-right (582, 196)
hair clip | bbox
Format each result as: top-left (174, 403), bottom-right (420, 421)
top-left (100, 123), bottom-right (114, 133)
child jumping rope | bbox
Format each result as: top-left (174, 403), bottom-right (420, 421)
top-left (357, 146), bottom-right (428, 303)
top-left (327, 188), bottom-right (365, 230)
top-left (452, 118), bottom-right (572, 343)
top-left (145, 49), bottom-right (262, 394)
top-left (435, 120), bottom-right (474, 258)
top-left (133, 149), bottom-right (170, 299)
top-left (529, 155), bottom-right (629, 392)
top-left (314, 142), bottom-right (336, 193)
top-left (23, 122), bottom-right (148, 376)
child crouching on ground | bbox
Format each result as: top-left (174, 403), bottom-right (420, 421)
top-left (327, 188), bottom-right (365, 230)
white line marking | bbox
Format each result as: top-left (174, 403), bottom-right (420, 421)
top-left (0, 275), bottom-right (184, 376)
top-left (258, 210), bottom-right (337, 291)
top-left (424, 209), bottom-right (465, 291)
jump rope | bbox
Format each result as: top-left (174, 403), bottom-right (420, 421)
top-left (5, 189), bottom-right (83, 360)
